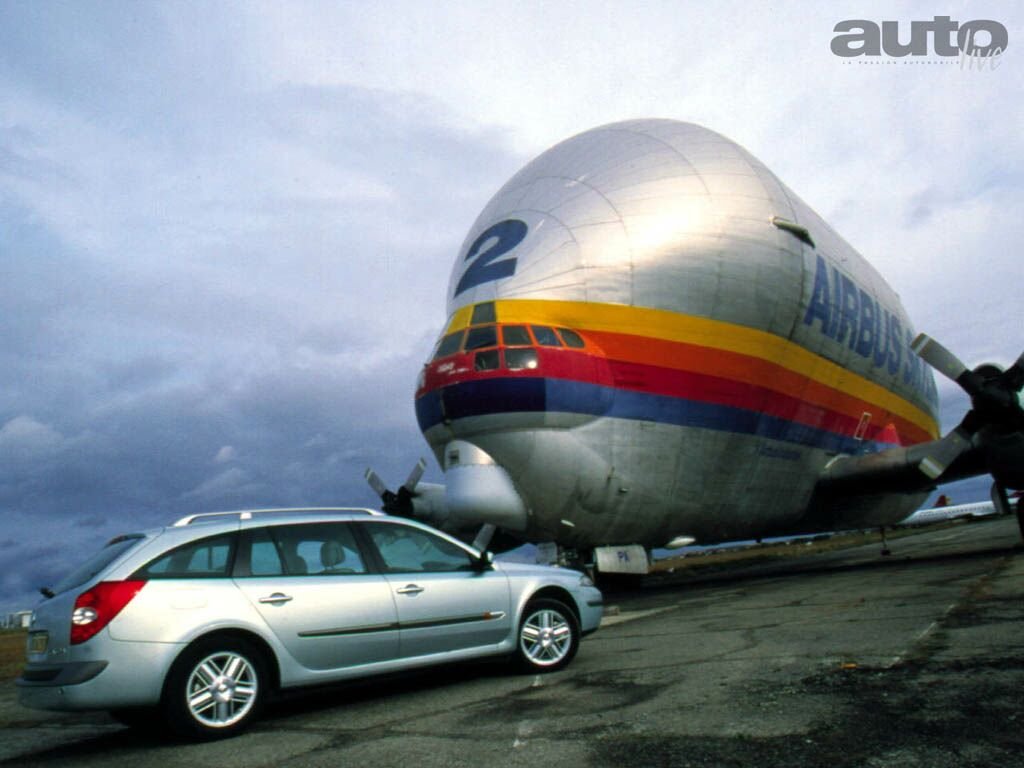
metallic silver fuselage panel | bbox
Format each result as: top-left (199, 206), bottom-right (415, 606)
top-left (425, 120), bottom-right (939, 546)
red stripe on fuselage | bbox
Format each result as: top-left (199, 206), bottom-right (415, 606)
top-left (419, 339), bottom-right (929, 447)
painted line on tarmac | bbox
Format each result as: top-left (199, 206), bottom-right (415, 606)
top-left (600, 606), bottom-right (676, 627)
top-left (886, 600), bottom-right (958, 668)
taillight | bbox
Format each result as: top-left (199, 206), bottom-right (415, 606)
top-left (70, 581), bottom-right (146, 645)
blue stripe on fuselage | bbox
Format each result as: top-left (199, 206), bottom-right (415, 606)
top-left (416, 377), bottom-right (878, 454)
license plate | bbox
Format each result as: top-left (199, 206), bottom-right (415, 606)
top-left (27, 632), bottom-right (48, 655)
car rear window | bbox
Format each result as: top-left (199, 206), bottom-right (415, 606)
top-left (49, 534), bottom-right (147, 596)
top-left (134, 533), bottom-right (236, 579)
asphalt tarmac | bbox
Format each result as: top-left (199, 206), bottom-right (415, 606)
top-left (2, 516), bottom-right (1022, 767)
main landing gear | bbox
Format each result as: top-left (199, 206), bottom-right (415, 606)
top-left (879, 526), bottom-right (892, 557)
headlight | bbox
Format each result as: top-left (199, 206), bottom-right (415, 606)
top-left (579, 574), bottom-right (595, 588)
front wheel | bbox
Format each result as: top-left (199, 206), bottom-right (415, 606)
top-left (162, 637), bottom-right (267, 740)
top-left (515, 598), bottom-right (580, 673)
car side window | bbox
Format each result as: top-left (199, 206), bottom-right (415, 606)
top-left (364, 523), bottom-right (475, 573)
top-left (248, 528), bottom-right (285, 576)
top-left (266, 523), bottom-right (368, 576)
top-left (135, 533), bottom-right (235, 579)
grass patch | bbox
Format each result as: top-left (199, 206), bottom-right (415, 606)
top-left (0, 630), bottom-right (27, 681)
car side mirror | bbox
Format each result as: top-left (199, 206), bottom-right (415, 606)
top-left (472, 551), bottom-right (494, 572)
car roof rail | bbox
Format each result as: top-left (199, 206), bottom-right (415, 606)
top-left (172, 507), bottom-right (386, 527)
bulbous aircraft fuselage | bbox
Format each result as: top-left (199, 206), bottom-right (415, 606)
top-left (415, 120), bottom-right (939, 550)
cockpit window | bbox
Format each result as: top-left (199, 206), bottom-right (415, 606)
top-left (474, 350), bottom-right (500, 371)
top-left (465, 325), bottom-right (498, 351)
top-left (506, 348), bottom-right (539, 370)
top-left (531, 326), bottom-right (562, 347)
top-left (471, 302), bottom-right (496, 325)
top-left (557, 328), bottom-right (585, 348)
top-left (433, 330), bottom-right (465, 360)
top-left (502, 326), bottom-right (532, 346)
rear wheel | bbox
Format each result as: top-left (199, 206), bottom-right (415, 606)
top-left (162, 637), bottom-right (267, 740)
top-left (515, 598), bottom-right (579, 673)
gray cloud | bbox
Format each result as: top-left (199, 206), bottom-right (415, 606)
top-left (1, 3), bottom-right (1022, 613)
top-left (0, 16), bottom-right (524, 609)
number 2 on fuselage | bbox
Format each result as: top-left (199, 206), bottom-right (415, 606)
top-left (454, 219), bottom-right (528, 297)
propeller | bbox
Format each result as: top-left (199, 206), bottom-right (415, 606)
top-left (912, 334), bottom-right (1024, 482)
top-left (472, 523), bottom-right (497, 552)
top-left (365, 458), bottom-right (426, 517)
top-left (364, 461), bottom-right (511, 552)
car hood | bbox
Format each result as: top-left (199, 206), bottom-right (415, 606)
top-left (493, 561), bottom-right (583, 579)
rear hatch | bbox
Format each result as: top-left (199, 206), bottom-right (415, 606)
top-left (25, 533), bottom-right (152, 666)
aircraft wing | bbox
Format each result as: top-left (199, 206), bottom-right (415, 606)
top-left (799, 332), bottom-right (1024, 533)
top-left (813, 438), bottom-right (988, 496)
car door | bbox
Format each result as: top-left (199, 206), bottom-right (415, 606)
top-left (233, 522), bottom-right (400, 672)
top-left (359, 521), bottom-right (511, 658)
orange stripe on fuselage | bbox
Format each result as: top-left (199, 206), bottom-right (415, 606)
top-left (588, 330), bottom-right (932, 445)
top-left (444, 298), bottom-right (940, 445)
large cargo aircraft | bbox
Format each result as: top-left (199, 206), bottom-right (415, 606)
top-left (367, 119), bottom-right (1024, 574)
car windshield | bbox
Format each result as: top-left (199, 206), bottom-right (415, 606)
top-left (49, 534), bottom-right (146, 596)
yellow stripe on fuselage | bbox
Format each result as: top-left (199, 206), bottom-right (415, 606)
top-left (446, 298), bottom-right (939, 439)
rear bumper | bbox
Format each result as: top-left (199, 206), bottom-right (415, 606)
top-left (17, 641), bottom-right (181, 712)
top-left (17, 661), bottom-right (108, 687)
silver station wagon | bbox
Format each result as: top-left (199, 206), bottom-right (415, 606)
top-left (18, 508), bottom-right (603, 739)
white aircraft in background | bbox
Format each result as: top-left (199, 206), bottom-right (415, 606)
top-left (900, 500), bottom-right (997, 526)
top-left (900, 490), bottom-right (1023, 527)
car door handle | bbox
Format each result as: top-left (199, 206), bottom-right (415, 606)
top-left (259, 593), bottom-right (293, 604)
top-left (396, 584), bottom-right (424, 595)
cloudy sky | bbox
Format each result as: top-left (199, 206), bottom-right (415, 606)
top-left (2, 1), bottom-right (1022, 612)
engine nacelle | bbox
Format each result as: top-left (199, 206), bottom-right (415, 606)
top-left (405, 441), bottom-right (529, 535)
top-left (988, 431), bottom-right (1024, 490)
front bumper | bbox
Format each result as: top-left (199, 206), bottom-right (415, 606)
top-left (578, 586), bottom-right (604, 635)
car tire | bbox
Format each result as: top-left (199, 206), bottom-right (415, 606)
top-left (514, 598), bottom-right (580, 673)
top-left (161, 636), bottom-right (268, 740)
